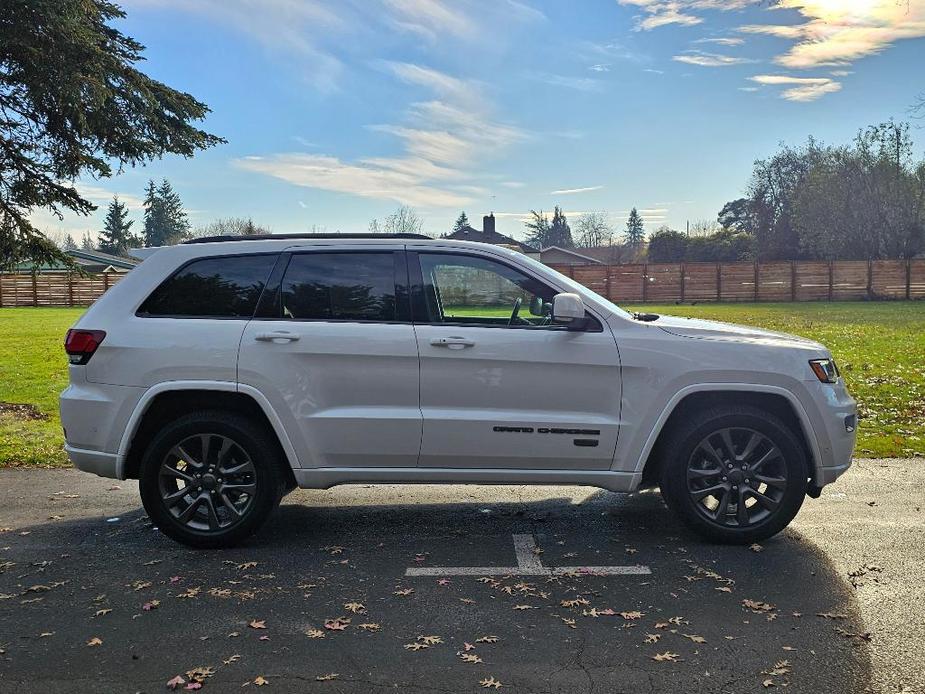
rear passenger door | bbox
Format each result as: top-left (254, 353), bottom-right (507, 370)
top-left (237, 249), bottom-right (421, 469)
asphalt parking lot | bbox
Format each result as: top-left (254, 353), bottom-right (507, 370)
top-left (1, 460), bottom-right (922, 693)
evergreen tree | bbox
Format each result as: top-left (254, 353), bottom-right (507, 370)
top-left (63, 234), bottom-right (78, 250)
top-left (548, 206), bottom-right (574, 247)
top-left (98, 196), bottom-right (139, 256)
top-left (80, 231), bottom-right (96, 250)
top-left (624, 207), bottom-right (645, 245)
top-left (0, 0), bottom-right (222, 270)
top-left (523, 210), bottom-right (552, 249)
top-left (143, 179), bottom-right (190, 246)
top-left (453, 211), bottom-right (470, 232)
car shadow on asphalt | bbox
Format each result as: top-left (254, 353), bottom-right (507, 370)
top-left (0, 489), bottom-right (872, 693)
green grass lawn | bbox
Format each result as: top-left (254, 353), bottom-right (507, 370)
top-left (0, 302), bottom-right (922, 467)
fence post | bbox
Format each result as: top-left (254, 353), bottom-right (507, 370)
top-left (642, 264), bottom-right (648, 303)
top-left (790, 262), bottom-right (797, 302)
top-left (827, 261), bottom-right (833, 302)
top-left (716, 264), bottom-right (721, 302)
top-left (0, 273), bottom-right (4, 308)
top-left (907, 259), bottom-right (912, 301)
top-left (103, 272), bottom-right (111, 293)
top-left (604, 266), bottom-right (612, 302)
top-left (68, 273), bottom-right (74, 307)
top-left (679, 263), bottom-right (685, 303)
top-left (753, 262), bottom-right (759, 302)
top-left (867, 259), bottom-right (873, 300)
top-left (31, 271), bottom-right (38, 307)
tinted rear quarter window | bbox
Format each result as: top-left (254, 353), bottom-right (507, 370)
top-left (138, 254), bottom-right (277, 317)
top-left (279, 252), bottom-right (398, 321)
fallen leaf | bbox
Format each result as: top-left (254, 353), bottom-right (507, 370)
top-left (561, 617), bottom-right (576, 628)
top-left (715, 586), bottom-right (733, 593)
top-left (620, 611), bottom-right (644, 620)
top-left (816, 612), bottom-right (848, 620)
top-left (237, 562), bottom-right (258, 570)
top-left (324, 618), bottom-right (350, 631)
top-left (94, 608), bottom-right (112, 618)
top-left (249, 619), bottom-right (267, 630)
top-left (344, 601), bottom-right (365, 614)
top-left (652, 652), bottom-right (680, 662)
top-left (479, 676), bottom-right (503, 689)
top-left (404, 642), bottom-right (430, 651)
top-left (86, 637), bottom-right (102, 647)
top-left (644, 634), bottom-right (661, 644)
top-left (419, 635), bottom-right (443, 645)
top-left (463, 642), bottom-right (476, 651)
top-left (143, 600), bottom-right (160, 611)
top-left (762, 660), bottom-right (791, 677)
top-left (393, 588), bottom-right (414, 597)
top-left (315, 673), bottom-right (339, 682)
top-left (253, 675), bottom-right (269, 686)
top-left (177, 587), bottom-right (200, 599)
top-left (223, 654), bottom-right (241, 665)
top-left (476, 636), bottom-right (499, 644)
top-left (513, 604), bottom-right (536, 610)
top-left (166, 675), bottom-right (186, 690)
top-left (683, 634), bottom-right (707, 644)
top-left (305, 629), bottom-right (325, 639)
top-left (742, 599), bottom-right (776, 613)
top-left (763, 679), bottom-right (775, 688)
top-left (750, 544), bottom-right (764, 553)
top-left (184, 683), bottom-right (202, 691)
top-left (358, 623), bottom-right (381, 632)
top-left (458, 652), bottom-right (483, 664)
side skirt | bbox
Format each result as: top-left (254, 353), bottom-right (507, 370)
top-left (293, 467), bottom-right (641, 493)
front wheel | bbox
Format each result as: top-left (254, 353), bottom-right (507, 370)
top-left (139, 411), bottom-right (285, 548)
top-left (659, 405), bottom-right (809, 544)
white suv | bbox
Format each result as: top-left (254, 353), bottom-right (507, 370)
top-left (60, 234), bottom-right (857, 548)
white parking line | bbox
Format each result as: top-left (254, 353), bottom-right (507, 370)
top-left (404, 533), bottom-right (651, 577)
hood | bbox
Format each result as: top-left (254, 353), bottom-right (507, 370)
top-left (653, 315), bottom-right (824, 349)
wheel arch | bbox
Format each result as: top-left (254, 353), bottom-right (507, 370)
top-left (638, 384), bottom-right (821, 488)
top-left (118, 381), bottom-right (300, 483)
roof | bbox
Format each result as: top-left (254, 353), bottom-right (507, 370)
top-left (67, 248), bottom-right (139, 269)
top-left (444, 225), bottom-right (533, 253)
top-left (540, 246), bottom-right (603, 264)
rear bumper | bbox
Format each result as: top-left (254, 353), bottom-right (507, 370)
top-left (64, 445), bottom-right (122, 479)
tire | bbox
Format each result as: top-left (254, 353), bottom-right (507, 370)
top-left (139, 410), bottom-right (286, 549)
top-left (658, 404), bottom-right (808, 544)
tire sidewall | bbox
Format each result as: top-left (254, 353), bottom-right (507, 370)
top-left (139, 413), bottom-right (282, 548)
top-left (661, 410), bottom-right (808, 544)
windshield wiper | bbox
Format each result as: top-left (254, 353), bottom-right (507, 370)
top-left (632, 312), bottom-right (660, 322)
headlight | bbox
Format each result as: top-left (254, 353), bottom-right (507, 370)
top-left (809, 358), bottom-right (839, 383)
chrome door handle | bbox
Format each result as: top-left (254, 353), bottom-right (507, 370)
top-left (254, 331), bottom-right (300, 342)
top-left (429, 336), bottom-right (475, 349)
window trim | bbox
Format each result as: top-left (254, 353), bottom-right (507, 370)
top-left (135, 252), bottom-right (281, 320)
top-left (408, 250), bottom-right (603, 332)
top-left (250, 248), bottom-right (412, 325)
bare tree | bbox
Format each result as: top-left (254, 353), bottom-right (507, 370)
top-left (688, 219), bottom-right (720, 237)
top-left (191, 217), bottom-right (271, 238)
top-left (369, 206), bottom-right (425, 235)
top-left (573, 211), bottom-right (614, 248)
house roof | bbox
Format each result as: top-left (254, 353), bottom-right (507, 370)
top-left (67, 248), bottom-right (139, 269)
top-left (540, 246), bottom-right (603, 264)
top-left (444, 225), bottom-right (534, 253)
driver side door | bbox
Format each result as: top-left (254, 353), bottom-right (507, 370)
top-left (410, 250), bottom-right (622, 471)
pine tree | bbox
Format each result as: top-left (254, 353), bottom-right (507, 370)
top-left (98, 196), bottom-right (139, 256)
top-left (548, 206), bottom-right (574, 248)
top-left (63, 234), bottom-right (78, 250)
top-left (453, 211), bottom-right (470, 232)
top-left (143, 179), bottom-right (189, 246)
top-left (523, 210), bottom-right (552, 249)
top-left (80, 231), bottom-right (96, 250)
top-left (624, 207), bottom-right (645, 245)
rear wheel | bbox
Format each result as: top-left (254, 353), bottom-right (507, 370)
top-left (139, 411), bottom-right (285, 548)
top-left (658, 405), bottom-right (809, 544)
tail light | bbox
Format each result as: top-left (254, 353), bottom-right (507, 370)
top-left (64, 329), bottom-right (106, 365)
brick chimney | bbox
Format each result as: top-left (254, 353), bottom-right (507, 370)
top-left (482, 213), bottom-right (496, 236)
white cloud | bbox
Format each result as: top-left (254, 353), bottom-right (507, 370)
top-left (77, 184), bottom-right (145, 211)
top-left (673, 50), bottom-right (756, 67)
top-left (383, 0), bottom-right (475, 39)
top-left (617, 0), bottom-right (754, 31)
top-left (739, 0), bottom-right (925, 70)
top-left (748, 74), bottom-right (842, 101)
top-left (589, 63), bottom-right (611, 72)
top-left (550, 186), bottom-right (604, 195)
top-left (238, 63), bottom-right (525, 209)
top-left (694, 37), bottom-right (745, 46)
top-left (528, 72), bottom-right (603, 92)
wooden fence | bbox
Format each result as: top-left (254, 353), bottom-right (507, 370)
top-left (0, 260), bottom-right (923, 308)
top-left (549, 259), bottom-right (925, 304)
top-left (0, 272), bottom-right (124, 307)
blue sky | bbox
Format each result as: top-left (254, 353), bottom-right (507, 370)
top-left (37, 0), bottom-right (925, 244)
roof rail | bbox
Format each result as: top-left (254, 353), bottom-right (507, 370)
top-left (184, 233), bottom-right (431, 244)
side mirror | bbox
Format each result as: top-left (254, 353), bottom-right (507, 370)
top-left (552, 293), bottom-right (589, 330)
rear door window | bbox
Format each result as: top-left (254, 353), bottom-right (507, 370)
top-left (138, 254), bottom-right (277, 318)
top-left (276, 252), bottom-right (402, 322)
